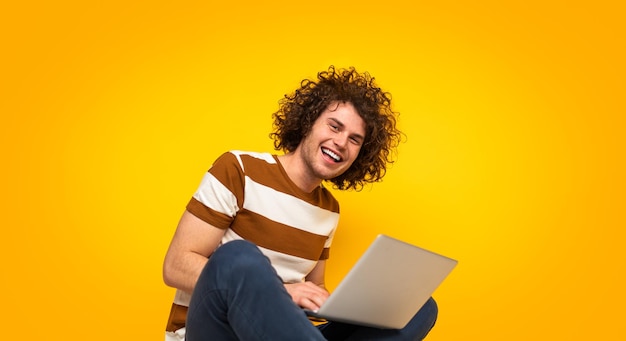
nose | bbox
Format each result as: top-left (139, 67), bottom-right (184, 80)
top-left (333, 133), bottom-right (349, 149)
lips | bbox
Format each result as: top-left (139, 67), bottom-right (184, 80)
top-left (321, 147), bottom-right (342, 162)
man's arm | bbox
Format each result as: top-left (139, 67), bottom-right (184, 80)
top-left (285, 260), bottom-right (330, 311)
top-left (164, 210), bottom-right (330, 311)
top-left (305, 259), bottom-right (327, 289)
top-left (163, 210), bottom-right (226, 293)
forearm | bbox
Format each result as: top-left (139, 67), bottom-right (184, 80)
top-left (163, 250), bottom-right (208, 293)
top-left (163, 210), bottom-right (226, 293)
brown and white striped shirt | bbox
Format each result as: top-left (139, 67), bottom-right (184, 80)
top-left (166, 150), bottom-right (340, 334)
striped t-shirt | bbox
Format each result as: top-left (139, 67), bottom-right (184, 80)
top-left (166, 150), bottom-right (340, 333)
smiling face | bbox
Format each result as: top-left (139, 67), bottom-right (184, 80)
top-left (288, 101), bottom-right (366, 191)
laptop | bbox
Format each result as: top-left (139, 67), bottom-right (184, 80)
top-left (305, 234), bottom-right (458, 329)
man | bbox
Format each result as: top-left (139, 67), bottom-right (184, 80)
top-left (163, 66), bottom-right (438, 340)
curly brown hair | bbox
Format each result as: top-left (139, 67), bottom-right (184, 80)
top-left (270, 66), bottom-right (404, 191)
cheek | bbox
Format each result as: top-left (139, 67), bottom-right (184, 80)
top-left (348, 146), bottom-right (363, 162)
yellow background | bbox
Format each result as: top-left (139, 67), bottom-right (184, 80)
top-left (2, 0), bottom-right (624, 340)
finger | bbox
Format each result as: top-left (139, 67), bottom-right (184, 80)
top-left (310, 292), bottom-right (328, 308)
top-left (303, 281), bottom-right (330, 296)
top-left (302, 292), bottom-right (328, 311)
top-left (301, 296), bottom-right (323, 312)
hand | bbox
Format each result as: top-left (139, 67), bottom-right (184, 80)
top-left (284, 281), bottom-right (329, 312)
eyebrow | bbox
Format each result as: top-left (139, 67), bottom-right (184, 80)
top-left (329, 118), bottom-right (365, 142)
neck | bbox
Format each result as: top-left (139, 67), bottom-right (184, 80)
top-left (277, 153), bottom-right (322, 193)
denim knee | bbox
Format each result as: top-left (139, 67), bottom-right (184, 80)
top-left (214, 239), bottom-right (260, 258)
top-left (209, 240), bottom-right (269, 275)
top-left (421, 297), bottom-right (439, 327)
top-left (424, 297), bottom-right (438, 313)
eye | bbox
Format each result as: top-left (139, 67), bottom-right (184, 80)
top-left (329, 124), bottom-right (339, 131)
top-left (350, 137), bottom-right (363, 145)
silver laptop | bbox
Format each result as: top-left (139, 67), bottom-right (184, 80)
top-left (306, 234), bottom-right (458, 329)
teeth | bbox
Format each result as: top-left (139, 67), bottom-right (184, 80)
top-left (322, 148), bottom-right (341, 162)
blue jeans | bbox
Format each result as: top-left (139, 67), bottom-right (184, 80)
top-left (186, 240), bottom-right (438, 341)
